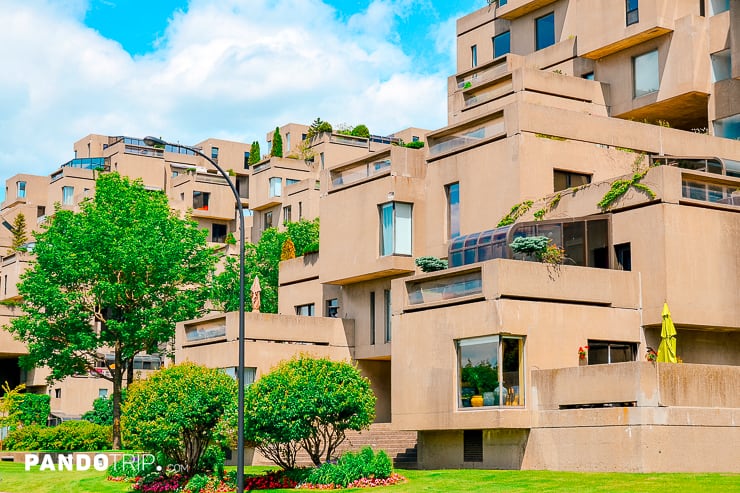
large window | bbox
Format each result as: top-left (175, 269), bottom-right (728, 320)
top-left (295, 303), bottom-right (315, 316)
top-left (554, 170), bottom-right (591, 191)
top-left (471, 44), bottom-right (478, 68)
top-left (16, 181), bottom-right (26, 199)
top-left (458, 335), bottom-right (524, 408)
top-left (62, 186), bottom-right (74, 205)
top-left (626, 0), bottom-right (639, 25)
top-left (535, 13), bottom-right (555, 50)
top-left (633, 50), bottom-right (659, 98)
top-left (446, 183), bottom-right (460, 239)
top-left (379, 202), bottom-right (412, 256)
top-left (493, 31), bottom-right (510, 59)
top-left (587, 341), bottom-right (636, 365)
top-left (193, 191), bottom-right (210, 210)
top-left (269, 177), bottom-right (282, 197)
top-left (211, 224), bottom-right (227, 243)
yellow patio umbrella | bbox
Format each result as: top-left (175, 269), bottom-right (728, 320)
top-left (657, 302), bottom-right (677, 363)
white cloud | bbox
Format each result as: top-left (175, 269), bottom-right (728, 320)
top-left (0, 0), bottom-right (456, 196)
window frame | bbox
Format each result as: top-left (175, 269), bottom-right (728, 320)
top-left (492, 31), bottom-right (511, 59)
top-left (626, 0), bottom-right (639, 25)
top-left (446, 183), bottom-right (460, 239)
top-left (295, 303), bottom-right (315, 316)
top-left (471, 44), bottom-right (478, 68)
top-left (379, 201), bottom-right (413, 257)
top-left (62, 186), bottom-right (74, 205)
top-left (16, 181), bottom-right (26, 199)
top-left (632, 49), bottom-right (660, 98)
top-left (269, 177), bottom-right (282, 197)
top-left (535, 12), bottom-right (555, 51)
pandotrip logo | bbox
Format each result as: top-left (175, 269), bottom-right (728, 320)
top-left (24, 453), bottom-right (180, 473)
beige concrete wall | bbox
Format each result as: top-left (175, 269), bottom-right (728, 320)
top-left (278, 253), bottom-right (341, 317)
top-left (419, 429), bottom-right (529, 469)
top-left (0, 253), bottom-right (31, 301)
top-left (357, 359), bottom-right (392, 423)
top-left (343, 278), bottom-right (394, 360)
top-left (0, 305), bottom-right (26, 356)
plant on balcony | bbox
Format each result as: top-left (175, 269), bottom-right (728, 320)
top-left (248, 141), bottom-right (261, 166)
top-left (404, 141), bottom-right (425, 149)
top-left (9, 212), bottom-right (28, 254)
top-left (350, 124), bottom-right (370, 138)
top-left (271, 128), bottom-right (283, 158)
top-left (578, 346), bottom-right (589, 361)
top-left (415, 256), bottom-right (448, 272)
top-left (509, 235), bottom-right (549, 258)
top-left (307, 118), bottom-right (333, 140)
top-left (280, 238), bottom-right (296, 260)
top-left (224, 232), bottom-right (236, 245)
top-left (497, 200), bottom-right (534, 227)
top-left (646, 346), bottom-right (657, 362)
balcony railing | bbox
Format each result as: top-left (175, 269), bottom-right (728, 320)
top-left (329, 134), bottom-right (370, 148)
top-left (60, 157), bottom-right (106, 170)
top-left (428, 119), bottom-right (506, 157)
top-left (407, 270), bottom-right (483, 305)
top-left (124, 144), bottom-right (164, 158)
top-left (330, 159), bottom-right (391, 188)
top-left (682, 179), bottom-right (739, 206)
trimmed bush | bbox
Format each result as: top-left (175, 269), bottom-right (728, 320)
top-left (404, 141), bottom-right (425, 149)
top-left (3, 421), bottom-right (112, 451)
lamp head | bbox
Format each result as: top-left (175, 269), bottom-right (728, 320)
top-left (143, 136), bottom-right (167, 147)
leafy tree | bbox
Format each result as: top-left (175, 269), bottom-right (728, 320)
top-left (245, 356), bottom-right (376, 468)
top-left (271, 128), bottom-right (283, 157)
top-left (0, 382), bottom-right (25, 440)
top-left (82, 392), bottom-right (126, 426)
top-left (10, 212), bottom-right (28, 254)
top-left (280, 238), bottom-right (296, 260)
top-left (307, 118), bottom-right (332, 140)
top-left (284, 218), bottom-right (319, 256)
top-left (6, 173), bottom-right (218, 449)
top-left (249, 141), bottom-right (261, 165)
top-left (350, 124), bottom-right (370, 138)
top-left (7, 391), bottom-right (50, 426)
top-left (122, 363), bottom-right (237, 477)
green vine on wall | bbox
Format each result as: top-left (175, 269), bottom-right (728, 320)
top-left (597, 169), bottom-right (655, 211)
top-left (533, 192), bottom-right (562, 221)
top-left (497, 200), bottom-right (534, 227)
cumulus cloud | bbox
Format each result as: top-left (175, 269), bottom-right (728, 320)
top-left (0, 0), bottom-right (461, 193)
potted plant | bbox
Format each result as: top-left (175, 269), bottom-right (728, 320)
top-left (461, 360), bottom-right (499, 407)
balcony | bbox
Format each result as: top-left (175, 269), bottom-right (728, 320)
top-left (427, 115), bottom-right (506, 160)
top-left (60, 157), bottom-right (107, 170)
top-left (495, 0), bottom-right (559, 20)
top-left (330, 158), bottom-right (391, 190)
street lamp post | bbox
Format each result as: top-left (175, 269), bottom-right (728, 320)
top-left (143, 137), bottom-right (247, 493)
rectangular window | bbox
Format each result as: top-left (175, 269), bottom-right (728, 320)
top-left (535, 13), bottom-right (555, 50)
top-left (458, 335), bottom-right (524, 408)
top-left (369, 292), bottom-right (376, 345)
top-left (587, 341), bottom-right (636, 365)
top-left (285, 132), bottom-right (291, 152)
top-left (212, 223), bottom-right (227, 243)
top-left (16, 181), bottom-right (26, 199)
top-left (264, 211), bottom-right (273, 230)
top-left (54, 389), bottom-right (61, 398)
top-left (499, 0), bottom-right (507, 5)
top-left (446, 183), bottom-right (460, 239)
top-left (298, 201), bottom-right (303, 219)
top-left (626, 0), bottom-right (639, 25)
top-left (62, 186), bottom-right (74, 205)
top-left (286, 178), bottom-right (300, 186)
top-left (283, 205), bottom-right (292, 223)
top-left (582, 72), bottom-right (595, 80)
top-left (98, 389), bottom-right (108, 399)
top-left (614, 243), bottom-right (632, 271)
top-left (193, 191), bottom-right (210, 210)
top-left (554, 170), bottom-right (591, 191)
top-left (699, 0), bottom-right (705, 16)
top-left (236, 176), bottom-right (249, 199)
top-left (320, 152), bottom-right (325, 170)
top-left (384, 289), bottom-right (391, 343)
top-left (471, 45), bottom-right (478, 68)
top-left (267, 140), bottom-right (272, 154)
top-left (244, 151), bottom-right (250, 169)
top-left (711, 49), bottom-right (731, 82)
top-left (221, 367), bottom-right (257, 389)
top-left (379, 202), bottom-right (412, 256)
top-left (326, 298), bottom-right (339, 318)
top-left (269, 177), bottom-right (282, 197)
top-left (211, 146), bottom-right (219, 160)
top-left (493, 31), bottom-right (510, 59)
top-left (633, 49), bottom-right (659, 98)
top-left (710, 0), bottom-right (729, 15)
top-left (295, 303), bottom-right (315, 316)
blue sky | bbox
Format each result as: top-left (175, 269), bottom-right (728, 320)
top-left (0, 0), bottom-right (482, 201)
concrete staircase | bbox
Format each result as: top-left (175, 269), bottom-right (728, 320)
top-left (251, 423), bottom-right (418, 469)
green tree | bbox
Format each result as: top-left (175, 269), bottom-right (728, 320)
top-left (82, 392), bottom-right (125, 426)
top-left (245, 356), bottom-right (376, 468)
top-left (7, 392), bottom-right (50, 426)
top-left (6, 173), bottom-right (218, 449)
top-left (350, 124), bottom-right (370, 138)
top-left (122, 363), bottom-right (237, 477)
top-left (285, 218), bottom-right (319, 256)
top-left (0, 382), bottom-right (25, 440)
top-left (10, 212), bottom-right (28, 254)
top-left (280, 238), bottom-right (296, 260)
top-left (249, 141), bottom-right (261, 165)
top-left (271, 128), bottom-right (283, 157)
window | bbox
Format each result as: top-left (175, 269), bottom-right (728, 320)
top-left (295, 303), bottom-right (315, 316)
top-left (711, 50), bottom-right (731, 82)
top-left (283, 205), bottom-right (292, 223)
top-left (379, 202), bottom-right (412, 256)
top-left (446, 183), bottom-right (460, 239)
top-left (16, 181), bottom-right (26, 199)
top-left (236, 176), bottom-right (249, 199)
top-left (212, 223), bottom-right (227, 243)
top-left (98, 389), bottom-right (108, 399)
top-left (370, 292), bottom-right (376, 345)
top-left (614, 243), bottom-right (632, 271)
top-left (463, 430), bottom-right (483, 462)
top-left (285, 132), bottom-right (291, 152)
top-left (54, 389), bottom-right (62, 398)
top-left (412, 135), bottom-right (420, 142)
top-left (498, 0), bottom-right (507, 5)
top-left (269, 177), bottom-right (282, 197)
top-left (384, 289), bottom-right (391, 343)
top-left (286, 178), bottom-right (300, 186)
top-left (633, 50), bottom-right (659, 98)
top-left (493, 31), bottom-right (510, 59)
top-left (172, 170), bottom-right (180, 178)
top-left (62, 186), bottom-right (74, 205)
top-left (471, 45), bottom-right (478, 68)
top-left (626, 0), bottom-right (639, 25)
top-left (244, 151), bottom-right (250, 169)
top-left (267, 140), bottom-right (272, 154)
top-left (535, 13), bottom-right (555, 50)
top-left (587, 341), bottom-right (636, 365)
top-left (582, 72), bottom-right (595, 80)
top-left (193, 191), bottom-right (210, 210)
top-left (713, 115), bottom-right (740, 140)
top-left (709, 0), bottom-right (729, 15)
top-left (699, 0), bottom-right (705, 16)
top-left (298, 201), bottom-right (303, 219)
top-left (211, 146), bottom-right (219, 160)
top-left (326, 298), bottom-right (339, 318)
top-left (221, 367), bottom-right (256, 389)
top-left (37, 206), bottom-right (45, 218)
top-left (264, 211), bottom-right (273, 230)
top-left (554, 170), bottom-right (591, 191)
top-left (458, 335), bottom-right (524, 408)
top-left (320, 152), bottom-right (325, 169)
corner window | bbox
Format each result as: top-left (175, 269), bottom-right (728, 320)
top-left (211, 223), bottom-right (227, 243)
top-left (711, 49), bottom-right (731, 82)
top-left (458, 335), bottom-right (524, 408)
top-left (633, 50), bottom-right (659, 98)
top-left (471, 44), bottom-right (478, 68)
top-left (446, 183), bottom-right (460, 239)
top-left (16, 181), bottom-right (26, 199)
top-left (62, 186), bottom-right (74, 205)
top-left (709, 0), bottom-right (729, 15)
top-left (269, 177), bottom-right (282, 197)
top-left (535, 12), bottom-right (555, 51)
top-left (493, 31), bottom-right (510, 59)
top-left (554, 170), bottom-right (591, 191)
top-left (379, 202), bottom-right (412, 256)
top-left (295, 303), bottom-right (315, 316)
top-left (193, 191), bottom-right (210, 210)
top-left (211, 147), bottom-right (219, 160)
top-left (326, 298), bottom-right (339, 318)
top-left (626, 0), bottom-right (639, 25)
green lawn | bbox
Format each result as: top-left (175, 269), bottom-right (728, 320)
top-left (0, 462), bottom-right (738, 492)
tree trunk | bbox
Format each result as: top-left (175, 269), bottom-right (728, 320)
top-left (112, 344), bottom-right (123, 450)
top-left (126, 357), bottom-right (134, 388)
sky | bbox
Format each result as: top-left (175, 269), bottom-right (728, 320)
top-left (0, 0), bottom-right (483, 201)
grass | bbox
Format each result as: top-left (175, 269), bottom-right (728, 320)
top-left (0, 462), bottom-right (738, 492)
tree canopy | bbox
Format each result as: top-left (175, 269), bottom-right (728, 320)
top-left (271, 128), bottom-right (283, 157)
top-left (249, 141), bottom-right (261, 165)
top-left (244, 356), bottom-right (376, 468)
top-left (6, 173), bottom-right (218, 448)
